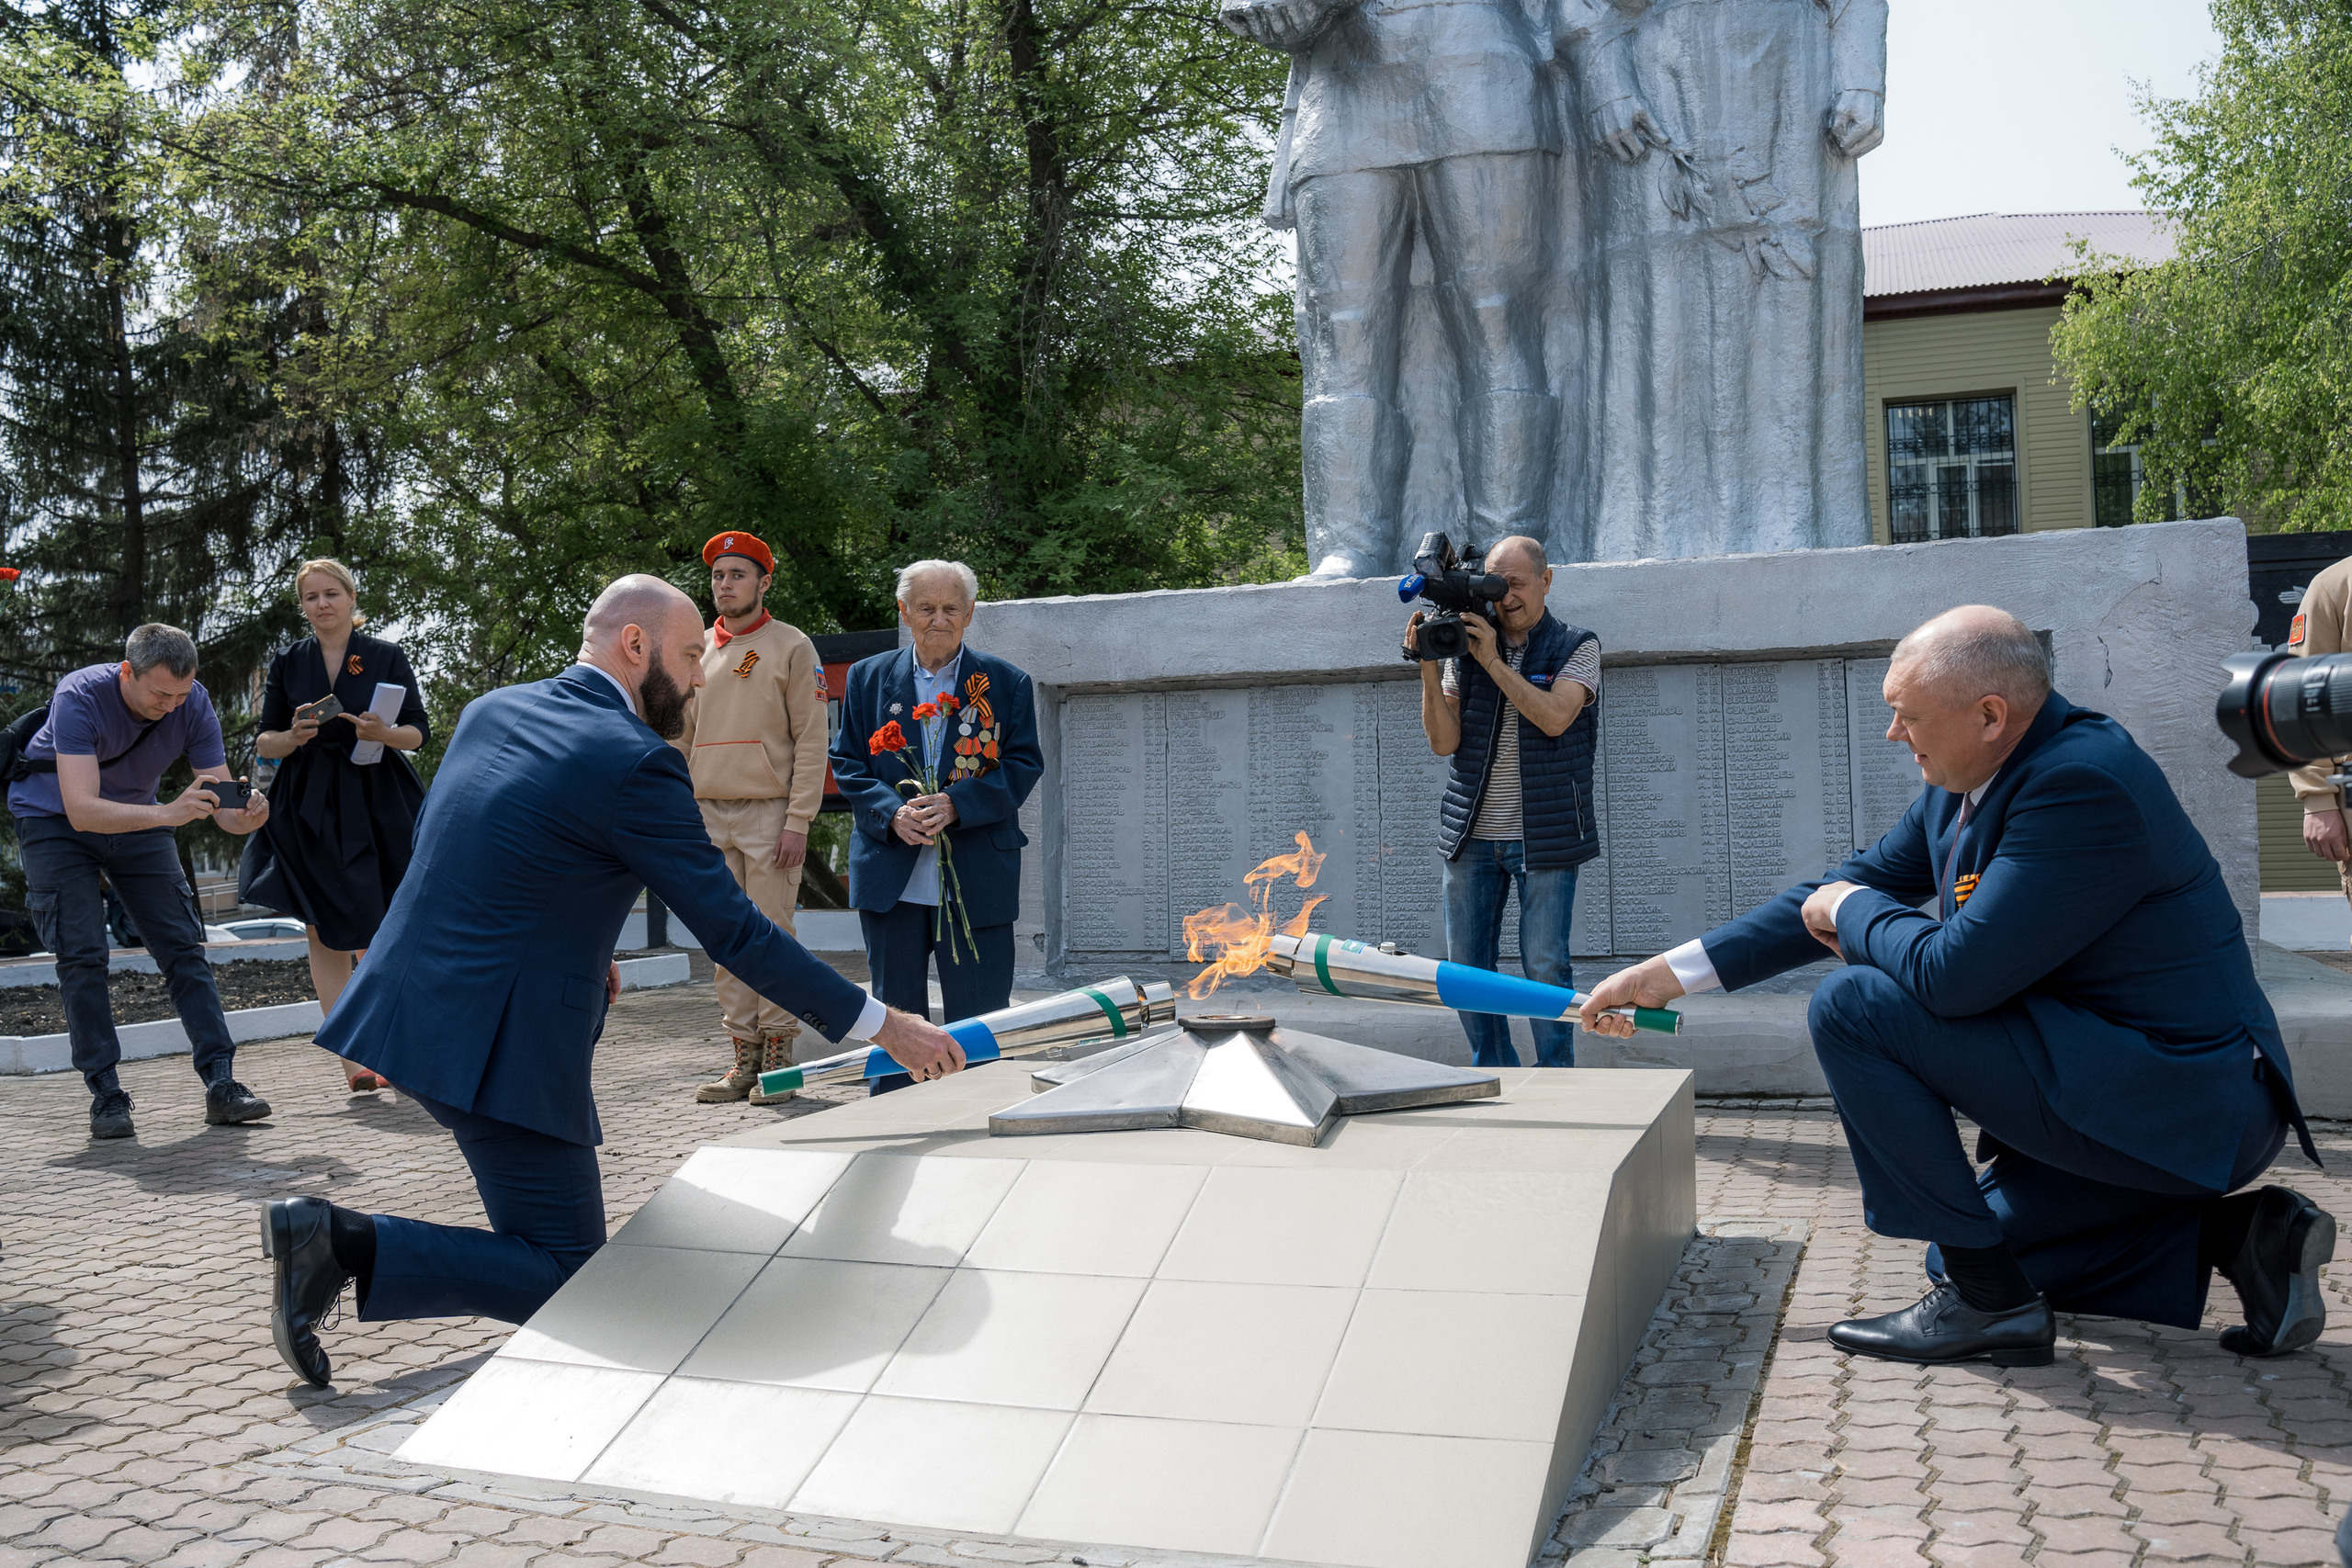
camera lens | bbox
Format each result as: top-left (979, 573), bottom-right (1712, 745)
top-left (2216, 650), bottom-right (2352, 777)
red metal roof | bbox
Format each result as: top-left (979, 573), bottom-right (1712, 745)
top-left (1862, 210), bottom-right (2177, 300)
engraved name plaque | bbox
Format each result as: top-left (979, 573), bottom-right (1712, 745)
top-left (1054, 654), bottom-right (1925, 962)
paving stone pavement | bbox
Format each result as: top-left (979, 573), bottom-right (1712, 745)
top-left (2, 984), bottom-right (2347, 1568)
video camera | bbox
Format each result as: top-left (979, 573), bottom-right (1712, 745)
top-left (2217, 649), bottom-right (2352, 782)
top-left (1396, 532), bottom-right (1507, 663)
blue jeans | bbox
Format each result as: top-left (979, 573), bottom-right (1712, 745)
top-left (1442, 839), bottom-right (1577, 1068)
top-left (15, 814), bottom-right (236, 1101)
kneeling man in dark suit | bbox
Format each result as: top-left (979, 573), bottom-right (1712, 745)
top-left (1583, 606), bottom-right (2334, 1367)
top-left (260, 575), bottom-right (965, 1387)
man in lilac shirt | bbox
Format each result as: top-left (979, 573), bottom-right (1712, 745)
top-left (7, 625), bottom-right (276, 1139)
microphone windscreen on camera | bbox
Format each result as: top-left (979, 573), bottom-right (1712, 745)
top-left (1396, 574), bottom-right (1425, 603)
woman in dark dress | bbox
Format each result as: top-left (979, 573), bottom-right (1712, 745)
top-left (242, 558), bottom-right (429, 1092)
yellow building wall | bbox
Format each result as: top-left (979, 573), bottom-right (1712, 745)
top-left (1861, 303), bottom-right (2090, 544)
top-left (2261, 773), bottom-right (2350, 892)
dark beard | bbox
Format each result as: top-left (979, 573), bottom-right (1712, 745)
top-left (639, 660), bottom-right (691, 739)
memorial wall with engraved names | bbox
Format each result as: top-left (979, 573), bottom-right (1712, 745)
top-left (1053, 655), bottom-right (1921, 961)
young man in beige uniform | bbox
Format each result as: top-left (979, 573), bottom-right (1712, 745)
top-left (677, 531), bottom-right (829, 1101)
top-left (2289, 554), bottom-right (2352, 944)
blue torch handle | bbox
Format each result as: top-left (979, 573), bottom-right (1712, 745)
top-left (1430, 960), bottom-right (1680, 1033)
top-left (851, 1015), bottom-right (1003, 1079)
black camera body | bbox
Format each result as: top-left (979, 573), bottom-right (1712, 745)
top-left (1397, 532), bottom-right (1507, 663)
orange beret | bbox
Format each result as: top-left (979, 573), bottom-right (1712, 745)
top-left (701, 531), bottom-right (775, 573)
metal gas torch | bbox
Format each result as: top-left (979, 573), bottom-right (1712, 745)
top-left (758, 976), bottom-right (1178, 1096)
top-left (1262, 933), bottom-right (1682, 1034)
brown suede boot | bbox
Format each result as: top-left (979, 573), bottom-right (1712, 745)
top-left (748, 1031), bottom-right (798, 1105)
top-left (695, 1037), bottom-right (762, 1103)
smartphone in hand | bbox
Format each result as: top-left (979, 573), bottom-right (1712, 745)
top-left (297, 694), bottom-right (345, 725)
top-left (206, 778), bottom-right (255, 811)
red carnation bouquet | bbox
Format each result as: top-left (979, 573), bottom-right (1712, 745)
top-left (870, 700), bottom-right (976, 958)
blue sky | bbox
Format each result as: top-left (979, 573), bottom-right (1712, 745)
top-left (1860, 0), bottom-right (2222, 228)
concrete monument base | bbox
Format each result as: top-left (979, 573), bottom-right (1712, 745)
top-left (396, 1058), bottom-right (1695, 1568)
top-left (977, 518), bottom-right (2259, 976)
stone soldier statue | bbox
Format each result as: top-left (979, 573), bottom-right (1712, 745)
top-left (1577, 0), bottom-right (1888, 560)
top-left (1225, 0), bottom-right (1600, 579)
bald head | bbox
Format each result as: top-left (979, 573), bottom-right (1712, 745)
top-left (582, 574), bottom-right (697, 658)
top-left (1882, 605), bottom-right (2050, 794)
top-left (578, 573), bottom-right (707, 738)
top-left (1487, 536), bottom-right (1545, 575)
top-left (1481, 536), bottom-right (1553, 637)
top-left (1891, 605), bottom-right (2050, 712)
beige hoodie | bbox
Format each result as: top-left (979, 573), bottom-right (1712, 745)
top-left (673, 615), bottom-right (827, 831)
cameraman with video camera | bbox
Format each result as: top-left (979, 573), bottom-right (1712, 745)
top-left (1404, 534), bottom-right (1600, 1067)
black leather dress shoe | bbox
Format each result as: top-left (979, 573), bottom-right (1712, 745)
top-left (206, 1080), bottom-right (272, 1125)
top-left (261, 1197), bottom-right (347, 1387)
top-left (1827, 1282), bottom-right (2056, 1367)
top-left (89, 1094), bottom-right (135, 1141)
top-left (2219, 1185), bottom-right (2335, 1358)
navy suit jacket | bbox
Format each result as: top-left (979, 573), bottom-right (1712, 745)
top-left (317, 667), bottom-right (870, 1146)
top-left (829, 646), bottom-right (1042, 926)
top-left (1702, 693), bottom-right (2305, 1193)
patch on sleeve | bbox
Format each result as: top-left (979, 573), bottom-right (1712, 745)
top-left (2291, 612), bottom-right (2308, 648)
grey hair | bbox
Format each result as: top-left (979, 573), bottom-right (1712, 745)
top-left (124, 623), bottom-right (198, 678)
top-left (1891, 607), bottom-right (2051, 709)
top-left (895, 559), bottom-right (978, 606)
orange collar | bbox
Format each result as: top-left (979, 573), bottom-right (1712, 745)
top-left (712, 610), bottom-right (771, 648)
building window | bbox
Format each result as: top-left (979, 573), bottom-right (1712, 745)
top-left (1886, 395), bottom-right (2018, 544)
top-left (2091, 411), bottom-right (2216, 525)
top-left (2090, 411), bottom-right (2143, 526)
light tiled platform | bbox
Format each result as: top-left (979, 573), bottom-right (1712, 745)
top-left (395, 1061), bottom-right (1697, 1568)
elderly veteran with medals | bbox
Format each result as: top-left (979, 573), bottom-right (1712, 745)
top-left (830, 560), bottom-right (1043, 1093)
top-left (1582, 606), bottom-right (2334, 1367)
top-left (672, 531), bottom-right (830, 1105)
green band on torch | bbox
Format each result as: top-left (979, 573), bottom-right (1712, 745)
top-left (1311, 934), bottom-right (1342, 997)
top-left (1080, 986), bottom-right (1127, 1038)
top-left (1633, 1007), bottom-right (1681, 1035)
top-left (757, 1066), bottom-right (806, 1096)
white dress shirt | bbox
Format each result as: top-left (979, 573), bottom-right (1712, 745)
top-left (1664, 773), bottom-right (1995, 998)
top-left (579, 661), bottom-right (639, 714)
top-left (899, 647), bottom-right (965, 908)
top-left (582, 661), bottom-right (889, 1041)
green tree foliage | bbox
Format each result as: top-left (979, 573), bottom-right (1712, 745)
top-left (2052, 0), bottom-right (2352, 531)
top-left (0, 0), bottom-right (395, 901)
top-left (0, 0), bottom-right (383, 705)
top-left (176, 0), bottom-right (1302, 690)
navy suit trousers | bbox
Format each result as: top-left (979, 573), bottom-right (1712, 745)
top-left (359, 1091), bottom-right (605, 1325)
top-left (1808, 966), bottom-right (2288, 1328)
top-left (862, 906), bottom-right (1012, 1094)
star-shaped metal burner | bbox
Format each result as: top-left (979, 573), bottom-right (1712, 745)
top-left (988, 1014), bottom-right (1499, 1146)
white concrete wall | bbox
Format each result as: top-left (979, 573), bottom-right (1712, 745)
top-left (967, 519), bottom-right (2261, 963)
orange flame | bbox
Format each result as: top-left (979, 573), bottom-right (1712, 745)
top-left (1182, 830), bottom-right (1329, 998)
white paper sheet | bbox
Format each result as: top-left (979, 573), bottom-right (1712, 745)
top-left (351, 682), bottom-right (406, 765)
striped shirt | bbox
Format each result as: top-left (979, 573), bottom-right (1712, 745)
top-left (1443, 635), bottom-right (1601, 841)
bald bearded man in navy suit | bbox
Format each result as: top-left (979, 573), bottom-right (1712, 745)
top-left (258, 576), bottom-right (966, 1388)
top-left (1583, 607), bottom-right (2332, 1368)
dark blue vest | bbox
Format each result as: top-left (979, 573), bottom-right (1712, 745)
top-left (1440, 612), bottom-right (1600, 869)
